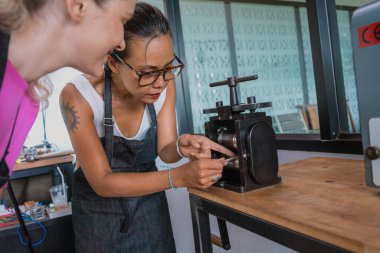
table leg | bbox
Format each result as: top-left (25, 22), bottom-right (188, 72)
top-left (198, 208), bottom-right (212, 253)
top-left (190, 194), bottom-right (213, 253)
top-left (190, 195), bottom-right (201, 253)
top-left (217, 218), bottom-right (231, 250)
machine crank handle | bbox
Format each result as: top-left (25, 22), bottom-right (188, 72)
top-left (209, 75), bottom-right (258, 87)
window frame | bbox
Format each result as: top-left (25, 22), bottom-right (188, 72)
top-left (165, 0), bottom-right (363, 154)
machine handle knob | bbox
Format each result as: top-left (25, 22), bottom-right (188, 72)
top-left (247, 96), bottom-right (256, 104)
top-left (366, 146), bottom-right (380, 160)
top-left (216, 101), bottom-right (223, 107)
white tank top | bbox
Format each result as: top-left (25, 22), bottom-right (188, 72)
top-left (70, 74), bottom-right (166, 141)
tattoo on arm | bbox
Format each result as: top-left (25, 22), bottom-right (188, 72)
top-left (61, 100), bottom-right (80, 133)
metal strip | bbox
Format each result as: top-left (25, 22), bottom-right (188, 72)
top-left (306, 0), bottom-right (348, 139)
top-left (294, 7), bottom-right (309, 105)
top-left (165, 0), bottom-right (194, 134)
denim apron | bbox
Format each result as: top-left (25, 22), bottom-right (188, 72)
top-left (72, 71), bottom-right (176, 253)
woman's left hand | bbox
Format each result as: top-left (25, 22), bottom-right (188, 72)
top-left (177, 134), bottom-right (235, 160)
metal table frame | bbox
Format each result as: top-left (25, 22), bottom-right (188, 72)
top-left (189, 193), bottom-right (351, 253)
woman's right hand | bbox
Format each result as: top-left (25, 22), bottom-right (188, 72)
top-left (172, 158), bottom-right (227, 189)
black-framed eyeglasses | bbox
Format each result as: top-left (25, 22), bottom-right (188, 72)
top-left (111, 51), bottom-right (185, 87)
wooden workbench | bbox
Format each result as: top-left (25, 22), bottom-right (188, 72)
top-left (10, 152), bottom-right (75, 201)
top-left (189, 157), bottom-right (380, 253)
top-left (13, 151), bottom-right (74, 172)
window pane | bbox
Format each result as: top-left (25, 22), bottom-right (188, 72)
top-left (335, 0), bottom-right (376, 133)
top-left (180, 0), bottom-right (319, 134)
top-left (139, 0), bottom-right (164, 11)
top-left (179, 1), bottom-right (233, 134)
top-left (232, 3), bottom-right (318, 134)
top-left (337, 9), bottom-right (358, 132)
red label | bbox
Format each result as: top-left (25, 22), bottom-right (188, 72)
top-left (358, 21), bottom-right (380, 48)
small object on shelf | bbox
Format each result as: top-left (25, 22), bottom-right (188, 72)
top-left (46, 202), bottom-right (71, 219)
top-left (49, 184), bottom-right (68, 208)
top-left (30, 204), bottom-right (46, 220)
top-left (48, 203), bottom-right (56, 213)
top-left (24, 201), bottom-right (36, 211)
top-left (0, 204), bottom-right (8, 216)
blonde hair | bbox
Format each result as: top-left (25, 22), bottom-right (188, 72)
top-left (1, 0), bottom-right (53, 104)
top-left (29, 76), bottom-right (54, 108)
top-left (1, 0), bottom-right (109, 103)
top-left (1, 0), bottom-right (111, 32)
top-left (0, 0), bottom-right (27, 32)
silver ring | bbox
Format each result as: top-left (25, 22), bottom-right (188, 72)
top-left (212, 174), bottom-right (221, 182)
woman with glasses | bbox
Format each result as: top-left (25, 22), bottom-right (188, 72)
top-left (60, 2), bottom-right (234, 253)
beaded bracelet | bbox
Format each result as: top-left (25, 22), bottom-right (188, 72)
top-left (176, 135), bottom-right (187, 158)
top-left (161, 165), bottom-right (177, 190)
top-left (168, 167), bottom-right (177, 190)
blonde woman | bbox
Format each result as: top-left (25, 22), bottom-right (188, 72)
top-left (0, 0), bottom-right (136, 199)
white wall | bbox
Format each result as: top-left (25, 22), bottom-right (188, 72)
top-left (26, 68), bottom-right (81, 151)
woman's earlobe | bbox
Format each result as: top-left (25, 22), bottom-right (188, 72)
top-left (107, 56), bottom-right (121, 74)
top-left (65, 0), bottom-right (88, 22)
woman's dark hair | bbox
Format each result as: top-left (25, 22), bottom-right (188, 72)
top-left (114, 2), bottom-right (172, 59)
